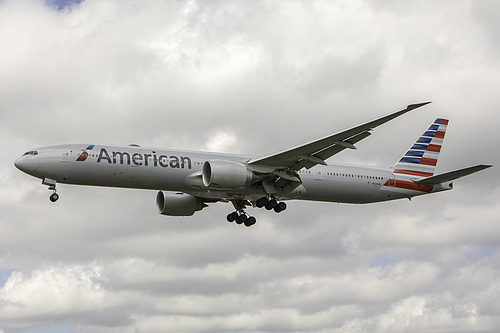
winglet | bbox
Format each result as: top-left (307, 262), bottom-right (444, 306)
top-left (407, 102), bottom-right (432, 111)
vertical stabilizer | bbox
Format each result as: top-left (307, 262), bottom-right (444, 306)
top-left (393, 118), bottom-right (448, 177)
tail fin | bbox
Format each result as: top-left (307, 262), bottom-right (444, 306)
top-left (393, 118), bottom-right (449, 177)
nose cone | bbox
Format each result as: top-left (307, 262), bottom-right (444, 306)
top-left (15, 150), bottom-right (44, 178)
top-left (14, 156), bottom-right (25, 171)
top-left (15, 154), bottom-right (37, 175)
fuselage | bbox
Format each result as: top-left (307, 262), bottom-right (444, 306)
top-left (14, 144), bottom-right (452, 204)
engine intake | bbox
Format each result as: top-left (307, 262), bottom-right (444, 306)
top-left (202, 160), bottom-right (254, 189)
top-left (156, 192), bottom-right (204, 216)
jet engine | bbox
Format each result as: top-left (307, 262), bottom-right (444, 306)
top-left (202, 160), bottom-right (254, 189)
top-left (156, 192), bottom-right (205, 216)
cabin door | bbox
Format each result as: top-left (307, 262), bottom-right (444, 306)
top-left (60, 149), bottom-right (72, 162)
top-left (314, 168), bottom-right (323, 181)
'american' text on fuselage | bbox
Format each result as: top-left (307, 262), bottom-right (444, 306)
top-left (96, 148), bottom-right (192, 169)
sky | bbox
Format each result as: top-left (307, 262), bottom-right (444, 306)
top-left (1, 0), bottom-right (500, 332)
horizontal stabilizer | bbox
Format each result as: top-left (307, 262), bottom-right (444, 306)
top-left (414, 165), bottom-right (492, 185)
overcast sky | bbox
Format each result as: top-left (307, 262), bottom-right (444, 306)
top-left (1, 0), bottom-right (500, 332)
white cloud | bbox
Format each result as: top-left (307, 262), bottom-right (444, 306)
top-left (204, 130), bottom-right (238, 153)
top-left (0, 263), bottom-right (108, 327)
top-left (1, 0), bottom-right (499, 332)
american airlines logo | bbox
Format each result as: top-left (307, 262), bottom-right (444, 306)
top-left (85, 147), bottom-right (192, 169)
top-left (76, 151), bottom-right (89, 161)
top-left (75, 144), bottom-right (94, 162)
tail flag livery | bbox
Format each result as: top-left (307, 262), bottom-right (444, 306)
top-left (393, 118), bottom-right (448, 177)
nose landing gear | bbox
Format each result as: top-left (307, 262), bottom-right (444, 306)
top-left (49, 192), bottom-right (59, 202)
top-left (43, 178), bottom-right (59, 202)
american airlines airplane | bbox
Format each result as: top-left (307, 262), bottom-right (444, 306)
top-left (15, 102), bottom-right (491, 227)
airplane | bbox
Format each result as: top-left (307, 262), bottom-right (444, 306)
top-left (15, 102), bottom-right (492, 227)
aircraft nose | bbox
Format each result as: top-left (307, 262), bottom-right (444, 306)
top-left (14, 156), bottom-right (25, 171)
top-left (14, 151), bottom-right (43, 177)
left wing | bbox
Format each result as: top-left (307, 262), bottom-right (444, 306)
top-left (248, 102), bottom-right (431, 171)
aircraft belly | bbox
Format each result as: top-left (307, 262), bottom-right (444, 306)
top-left (300, 177), bottom-right (379, 204)
top-left (56, 160), bottom-right (193, 191)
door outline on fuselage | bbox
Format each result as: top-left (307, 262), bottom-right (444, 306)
top-left (314, 168), bottom-right (323, 181)
top-left (60, 149), bottom-right (71, 162)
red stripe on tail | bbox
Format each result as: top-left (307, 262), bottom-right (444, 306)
top-left (393, 169), bottom-right (434, 177)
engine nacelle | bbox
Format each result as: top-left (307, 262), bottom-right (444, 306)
top-left (156, 192), bottom-right (204, 216)
top-left (202, 160), bottom-right (254, 189)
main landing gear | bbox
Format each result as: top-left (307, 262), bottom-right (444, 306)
top-left (255, 197), bottom-right (287, 213)
top-left (43, 178), bottom-right (59, 202)
top-left (227, 196), bottom-right (287, 227)
top-left (227, 211), bottom-right (256, 227)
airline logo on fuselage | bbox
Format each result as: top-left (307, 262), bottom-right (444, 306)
top-left (76, 144), bottom-right (95, 162)
top-left (95, 147), bottom-right (192, 169)
top-left (76, 151), bottom-right (89, 161)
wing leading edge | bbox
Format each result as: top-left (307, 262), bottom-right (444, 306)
top-left (248, 102), bottom-right (431, 170)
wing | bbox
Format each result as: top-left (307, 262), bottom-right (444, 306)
top-left (248, 102), bottom-right (431, 171)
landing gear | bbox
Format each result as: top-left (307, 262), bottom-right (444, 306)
top-left (43, 178), bottom-right (59, 202)
top-left (227, 211), bottom-right (256, 227)
top-left (227, 196), bottom-right (287, 227)
top-left (274, 201), bottom-right (287, 213)
top-left (50, 193), bottom-right (59, 202)
top-left (256, 196), bottom-right (287, 213)
top-left (227, 200), bottom-right (257, 227)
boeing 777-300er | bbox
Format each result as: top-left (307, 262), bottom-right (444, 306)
top-left (15, 102), bottom-right (492, 227)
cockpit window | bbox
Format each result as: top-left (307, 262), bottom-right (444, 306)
top-left (23, 151), bottom-right (38, 156)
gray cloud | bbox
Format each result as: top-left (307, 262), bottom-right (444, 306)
top-left (1, 0), bottom-right (499, 332)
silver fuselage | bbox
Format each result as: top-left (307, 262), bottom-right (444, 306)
top-left (15, 144), bottom-right (451, 204)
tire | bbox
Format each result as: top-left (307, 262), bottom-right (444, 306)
top-left (235, 214), bottom-right (245, 224)
top-left (227, 213), bottom-right (237, 222)
top-left (265, 199), bottom-right (277, 210)
top-left (256, 197), bottom-right (267, 208)
top-left (245, 216), bottom-right (256, 227)
top-left (50, 193), bottom-right (59, 202)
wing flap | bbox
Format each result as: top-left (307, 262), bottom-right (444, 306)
top-left (294, 131), bottom-right (372, 170)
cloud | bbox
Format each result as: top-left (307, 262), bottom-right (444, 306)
top-left (1, 0), bottom-right (499, 332)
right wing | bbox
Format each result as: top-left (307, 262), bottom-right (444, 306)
top-left (248, 102), bottom-right (431, 171)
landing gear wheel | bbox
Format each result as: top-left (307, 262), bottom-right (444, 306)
top-left (228, 199), bottom-right (259, 227)
top-left (49, 193), bottom-right (59, 202)
top-left (265, 199), bottom-right (277, 210)
top-left (235, 214), bottom-right (247, 225)
top-left (256, 197), bottom-right (268, 208)
top-left (44, 179), bottom-right (59, 203)
top-left (228, 210), bottom-right (257, 227)
top-left (274, 202), bottom-right (287, 213)
top-left (227, 212), bottom-right (238, 222)
top-left (244, 216), bottom-right (256, 227)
